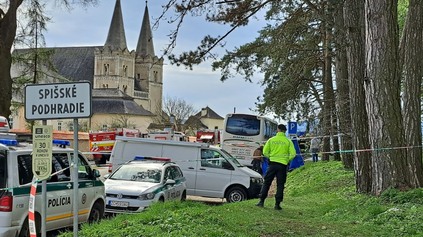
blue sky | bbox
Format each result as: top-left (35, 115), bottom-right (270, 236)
top-left (43, 0), bottom-right (268, 118)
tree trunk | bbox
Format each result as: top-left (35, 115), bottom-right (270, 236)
top-left (344, 0), bottom-right (372, 193)
top-left (0, 1), bottom-right (23, 118)
top-left (401, 0), bottom-right (423, 188)
top-left (331, 105), bottom-right (341, 162)
top-left (365, 0), bottom-right (410, 195)
top-left (321, 12), bottom-right (332, 162)
top-left (334, 1), bottom-right (354, 169)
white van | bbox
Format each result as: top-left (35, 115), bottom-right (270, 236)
top-left (0, 135), bottom-right (105, 237)
top-left (110, 136), bottom-right (263, 203)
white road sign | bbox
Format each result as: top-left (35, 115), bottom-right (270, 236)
top-left (25, 82), bottom-right (92, 120)
top-left (32, 125), bottom-right (53, 180)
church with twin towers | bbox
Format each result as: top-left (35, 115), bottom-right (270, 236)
top-left (12, 0), bottom-right (164, 132)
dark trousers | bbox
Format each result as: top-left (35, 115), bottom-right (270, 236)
top-left (312, 153), bottom-right (319, 162)
top-left (259, 162), bottom-right (288, 204)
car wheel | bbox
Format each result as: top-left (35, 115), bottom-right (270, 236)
top-left (181, 190), bottom-right (187, 201)
top-left (225, 186), bottom-right (247, 203)
top-left (158, 196), bottom-right (165, 202)
top-left (88, 202), bottom-right (104, 224)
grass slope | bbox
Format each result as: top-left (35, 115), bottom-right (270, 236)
top-left (59, 161), bottom-right (423, 237)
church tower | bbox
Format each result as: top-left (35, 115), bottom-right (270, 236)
top-left (134, 3), bottom-right (164, 116)
top-left (93, 0), bottom-right (135, 96)
top-left (93, 0), bottom-right (163, 116)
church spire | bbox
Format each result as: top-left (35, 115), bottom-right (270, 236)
top-left (104, 0), bottom-right (127, 50)
top-left (136, 3), bottom-right (155, 57)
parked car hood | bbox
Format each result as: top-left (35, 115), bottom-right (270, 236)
top-left (105, 179), bottom-right (160, 195)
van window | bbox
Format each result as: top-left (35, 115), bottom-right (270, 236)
top-left (0, 152), bottom-right (6, 188)
top-left (51, 154), bottom-right (71, 182)
top-left (200, 149), bottom-right (232, 169)
top-left (17, 153), bottom-right (94, 184)
top-left (18, 154), bottom-right (33, 185)
top-left (18, 153), bottom-right (71, 184)
top-left (71, 153), bottom-right (93, 180)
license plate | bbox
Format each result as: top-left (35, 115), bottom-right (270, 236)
top-left (109, 200), bottom-right (129, 207)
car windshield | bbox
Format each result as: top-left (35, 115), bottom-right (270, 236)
top-left (0, 150), bottom-right (7, 188)
top-left (220, 149), bottom-right (243, 167)
top-left (110, 165), bottom-right (161, 183)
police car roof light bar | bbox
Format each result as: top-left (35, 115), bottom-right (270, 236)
top-left (0, 139), bottom-right (18, 146)
top-left (53, 140), bottom-right (71, 147)
top-left (134, 156), bottom-right (171, 162)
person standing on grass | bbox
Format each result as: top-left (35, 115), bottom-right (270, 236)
top-left (256, 124), bottom-right (296, 210)
top-left (310, 135), bottom-right (320, 162)
top-left (251, 145), bottom-right (264, 174)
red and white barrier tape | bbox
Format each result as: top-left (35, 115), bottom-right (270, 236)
top-left (28, 177), bottom-right (38, 237)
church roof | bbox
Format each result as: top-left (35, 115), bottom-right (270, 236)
top-left (104, 0), bottom-right (127, 50)
top-left (92, 88), bottom-right (154, 116)
top-left (13, 46), bottom-right (100, 84)
top-left (136, 5), bottom-right (155, 57)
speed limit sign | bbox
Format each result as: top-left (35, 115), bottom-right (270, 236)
top-left (32, 125), bottom-right (53, 180)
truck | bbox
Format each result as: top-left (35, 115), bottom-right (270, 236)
top-left (196, 130), bottom-right (221, 145)
top-left (89, 128), bottom-right (140, 165)
top-left (109, 136), bottom-right (263, 203)
top-left (143, 131), bottom-right (185, 141)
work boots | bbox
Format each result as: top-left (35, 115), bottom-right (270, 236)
top-left (255, 200), bottom-right (264, 207)
top-left (274, 203), bottom-right (282, 210)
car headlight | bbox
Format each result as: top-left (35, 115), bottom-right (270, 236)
top-left (138, 193), bottom-right (155, 200)
top-left (250, 177), bottom-right (263, 184)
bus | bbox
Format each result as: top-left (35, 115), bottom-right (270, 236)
top-left (221, 113), bottom-right (278, 167)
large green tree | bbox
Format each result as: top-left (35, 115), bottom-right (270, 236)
top-left (160, 0), bottom-right (423, 194)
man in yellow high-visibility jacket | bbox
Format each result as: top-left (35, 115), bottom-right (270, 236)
top-left (256, 124), bottom-right (296, 210)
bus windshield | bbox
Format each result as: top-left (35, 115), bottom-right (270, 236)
top-left (225, 114), bottom-right (260, 136)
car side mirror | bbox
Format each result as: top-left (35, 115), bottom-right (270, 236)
top-left (93, 169), bottom-right (101, 178)
top-left (165, 179), bottom-right (176, 185)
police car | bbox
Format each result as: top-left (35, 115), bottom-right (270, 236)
top-left (105, 157), bottom-right (187, 214)
top-left (0, 133), bottom-right (105, 237)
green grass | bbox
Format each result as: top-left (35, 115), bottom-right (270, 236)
top-left (59, 161), bottom-right (423, 237)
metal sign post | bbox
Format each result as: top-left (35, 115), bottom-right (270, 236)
top-left (73, 119), bottom-right (79, 237)
top-left (25, 82), bottom-right (92, 237)
top-left (32, 123), bottom-right (52, 237)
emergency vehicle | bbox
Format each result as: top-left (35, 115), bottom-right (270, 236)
top-left (110, 137), bottom-right (263, 203)
top-left (104, 157), bottom-right (186, 214)
top-left (0, 133), bottom-right (105, 237)
top-left (89, 129), bottom-right (140, 165)
top-left (143, 131), bottom-right (185, 141)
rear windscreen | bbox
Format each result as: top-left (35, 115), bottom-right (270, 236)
top-left (0, 151), bottom-right (6, 188)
